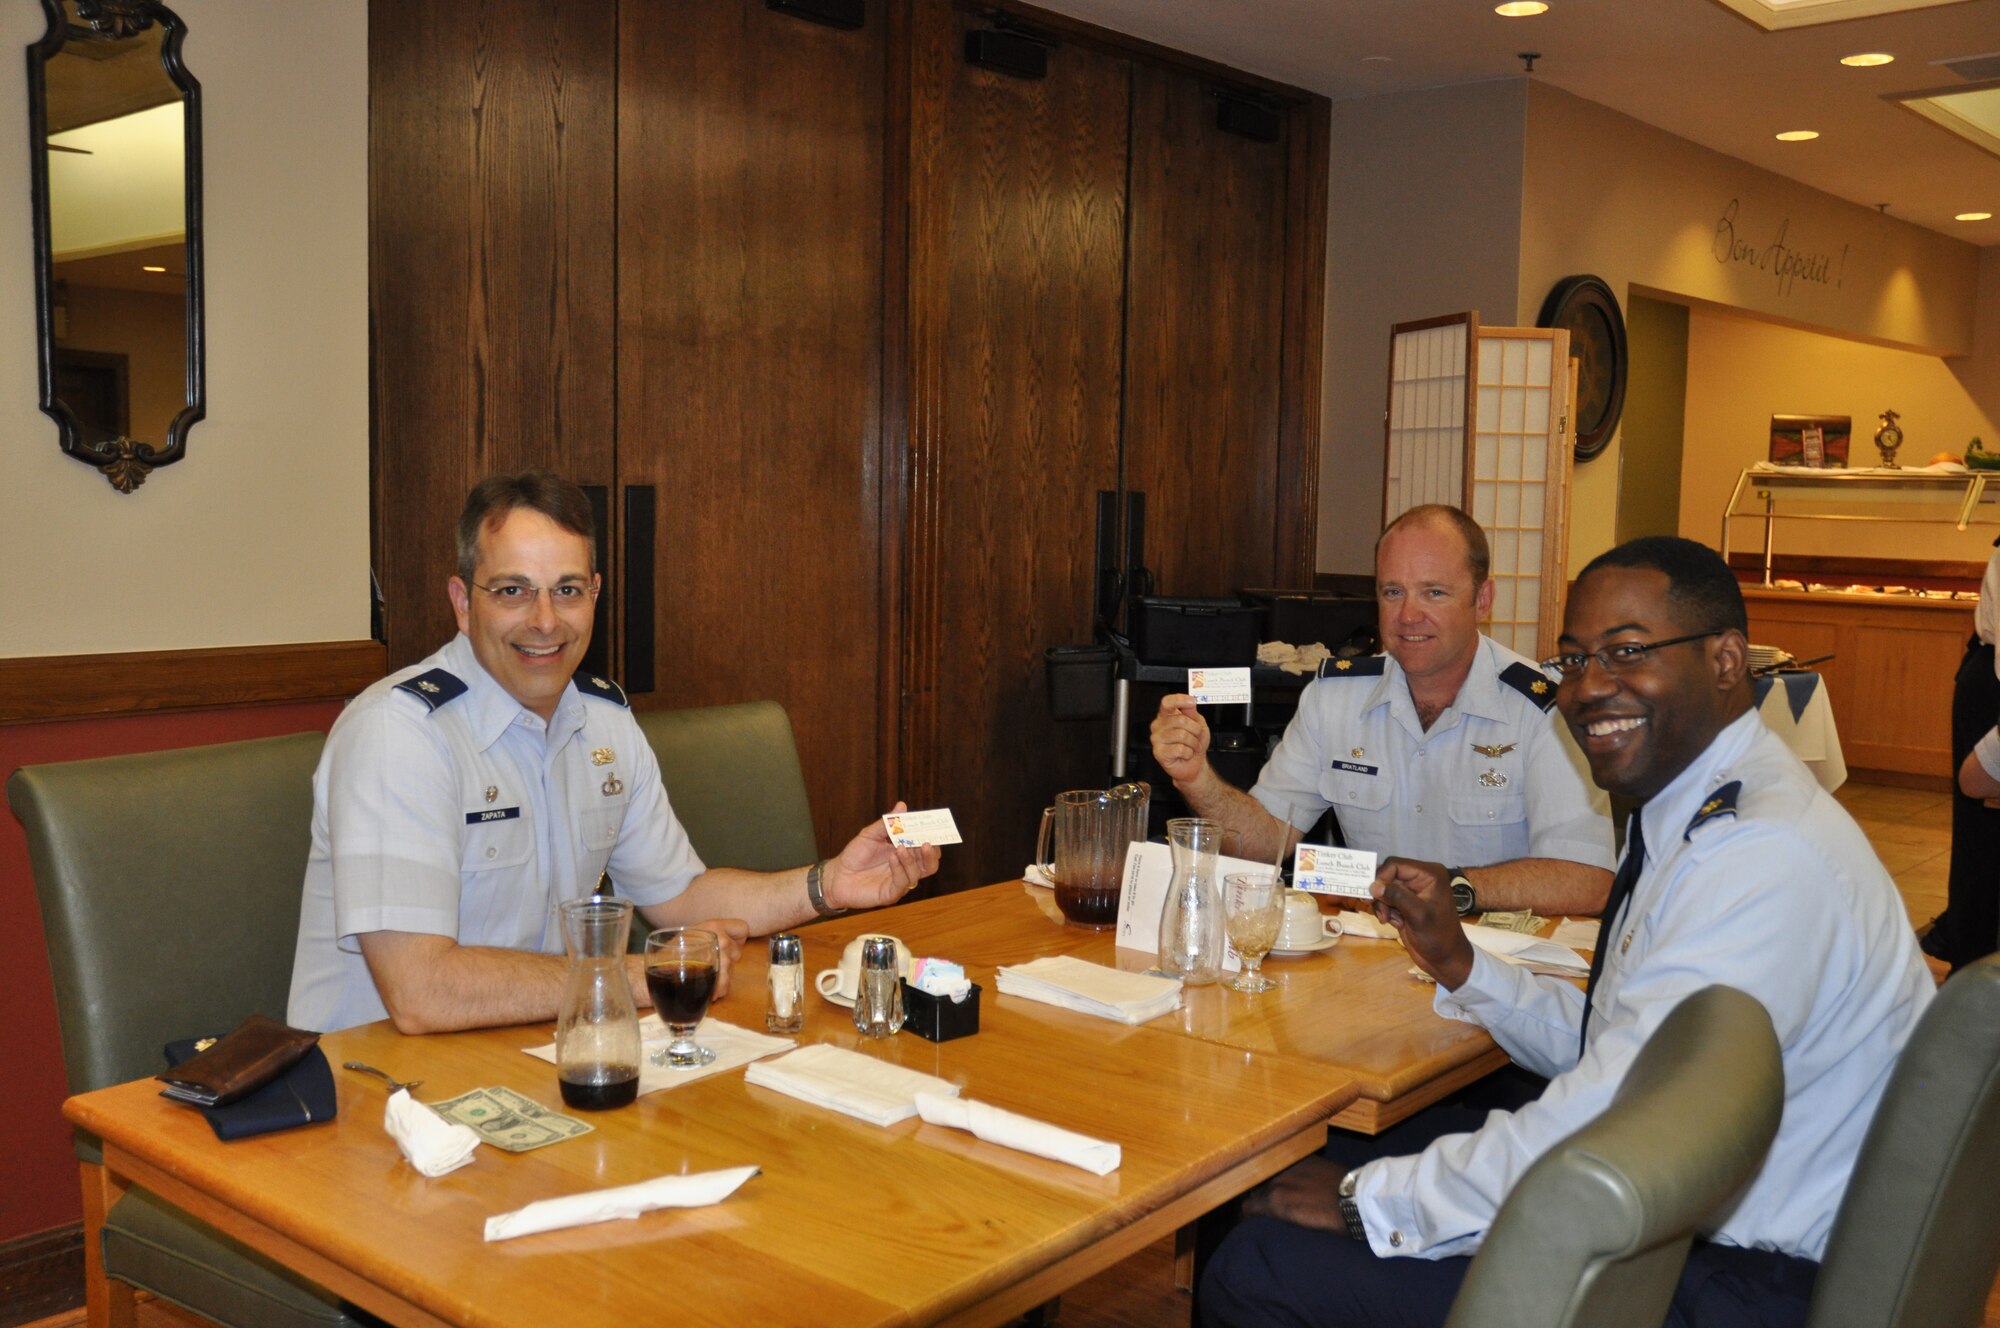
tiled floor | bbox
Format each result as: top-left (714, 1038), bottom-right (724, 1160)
top-left (20, 781), bottom-right (1986, 1328)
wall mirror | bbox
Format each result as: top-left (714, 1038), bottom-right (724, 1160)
top-left (28, 0), bottom-right (203, 493)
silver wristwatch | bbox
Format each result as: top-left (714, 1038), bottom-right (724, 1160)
top-left (1337, 1169), bottom-right (1365, 1240)
top-left (805, 859), bottom-right (845, 917)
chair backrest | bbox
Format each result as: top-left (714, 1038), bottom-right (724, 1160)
top-left (633, 701), bottom-right (817, 873)
top-left (1445, 985), bottom-right (1785, 1328)
top-left (8, 732), bottom-right (325, 1096)
top-left (1805, 954), bottom-right (2000, 1328)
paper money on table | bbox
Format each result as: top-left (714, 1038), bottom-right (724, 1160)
top-left (428, 1086), bottom-right (594, 1152)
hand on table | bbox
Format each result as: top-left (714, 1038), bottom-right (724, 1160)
top-left (1373, 857), bottom-right (1475, 990)
top-left (1242, 1156), bottom-right (1352, 1234)
top-left (1149, 694), bottom-right (1212, 788)
top-left (823, 801), bottom-right (941, 910)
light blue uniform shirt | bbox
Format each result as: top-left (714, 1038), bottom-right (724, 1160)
top-left (1251, 635), bottom-right (1613, 871)
top-left (1355, 708), bottom-right (1935, 1261)
top-left (287, 634), bottom-right (703, 1032)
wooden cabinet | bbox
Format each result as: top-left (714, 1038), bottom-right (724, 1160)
top-left (1743, 588), bottom-right (1972, 783)
top-left (371, 0), bottom-right (1329, 887)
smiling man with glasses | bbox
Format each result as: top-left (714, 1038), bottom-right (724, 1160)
top-left (1201, 536), bottom-right (1933, 1328)
top-left (288, 471), bottom-right (939, 1035)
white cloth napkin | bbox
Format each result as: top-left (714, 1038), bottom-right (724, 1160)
top-left (1464, 923), bottom-right (1590, 976)
top-left (1333, 909), bottom-right (1397, 940)
top-left (993, 955), bottom-right (1182, 1024)
top-left (1550, 917), bottom-right (1602, 952)
top-left (1023, 863), bottom-right (1055, 888)
top-left (913, 1091), bottom-right (1121, 1175)
top-left (743, 1044), bottom-right (960, 1126)
top-left (384, 1088), bottom-right (480, 1178)
top-left (483, 1165), bottom-right (759, 1242)
top-left (524, 1016), bottom-right (795, 1096)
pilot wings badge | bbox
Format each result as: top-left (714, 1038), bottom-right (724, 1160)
top-left (1471, 742), bottom-right (1517, 758)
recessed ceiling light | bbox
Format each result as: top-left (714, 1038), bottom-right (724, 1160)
top-left (1360, 55), bottom-right (1392, 63)
top-left (141, 265), bottom-right (166, 272)
top-left (1957, 211), bottom-right (1994, 222)
top-left (1775, 130), bottom-right (1820, 141)
top-left (1839, 52), bottom-right (1894, 67)
top-left (1494, 2), bottom-right (1549, 15)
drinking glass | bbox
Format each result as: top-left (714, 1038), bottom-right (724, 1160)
top-left (644, 928), bottom-right (720, 1069)
top-left (1224, 872), bottom-right (1283, 993)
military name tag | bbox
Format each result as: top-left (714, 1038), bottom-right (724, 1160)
top-left (1331, 760), bottom-right (1379, 777)
top-left (465, 807), bottom-right (522, 824)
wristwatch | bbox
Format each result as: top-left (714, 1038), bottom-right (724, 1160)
top-left (1448, 870), bottom-right (1478, 917)
top-left (805, 859), bottom-right (846, 918)
top-left (1337, 1170), bottom-right (1366, 1240)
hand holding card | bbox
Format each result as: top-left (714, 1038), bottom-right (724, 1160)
top-left (883, 808), bottom-right (963, 847)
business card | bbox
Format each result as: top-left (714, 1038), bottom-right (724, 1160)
top-left (1187, 667), bottom-right (1252, 705)
top-left (883, 807), bottom-right (963, 847)
top-left (1292, 843), bottom-right (1377, 899)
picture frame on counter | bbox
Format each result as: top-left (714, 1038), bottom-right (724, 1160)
top-left (1769, 414), bottom-right (1851, 468)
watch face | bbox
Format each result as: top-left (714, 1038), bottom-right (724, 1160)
top-left (1450, 876), bottom-right (1475, 915)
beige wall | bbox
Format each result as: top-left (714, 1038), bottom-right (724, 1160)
top-left (0, 0), bottom-right (369, 658)
top-left (1680, 306), bottom-right (2000, 564)
top-left (1319, 79), bottom-right (1527, 576)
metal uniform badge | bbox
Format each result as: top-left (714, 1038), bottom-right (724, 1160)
top-left (417, 680), bottom-right (440, 694)
top-left (1351, 747), bottom-right (1365, 759)
top-left (484, 786), bottom-right (498, 804)
top-left (601, 774), bottom-right (624, 797)
top-left (592, 747), bottom-right (615, 766)
top-left (1471, 742), bottom-right (1516, 758)
top-left (1479, 770), bottom-right (1509, 788)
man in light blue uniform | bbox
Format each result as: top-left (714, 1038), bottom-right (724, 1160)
top-left (289, 472), bottom-right (938, 1034)
top-left (1202, 536), bottom-right (1935, 1328)
top-left (1151, 505), bottom-right (1613, 916)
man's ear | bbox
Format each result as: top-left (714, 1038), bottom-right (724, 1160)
top-left (447, 576), bottom-right (472, 636)
top-left (1712, 627), bottom-right (1750, 690)
top-left (1474, 577), bottom-right (1496, 620)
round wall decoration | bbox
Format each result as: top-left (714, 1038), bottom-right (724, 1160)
top-left (1536, 275), bottom-right (1628, 462)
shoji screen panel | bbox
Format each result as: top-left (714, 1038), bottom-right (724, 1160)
top-left (1471, 326), bottom-right (1572, 661)
top-left (1382, 313), bottom-right (1476, 525)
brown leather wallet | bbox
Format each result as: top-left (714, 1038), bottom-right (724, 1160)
top-left (157, 1013), bottom-right (321, 1108)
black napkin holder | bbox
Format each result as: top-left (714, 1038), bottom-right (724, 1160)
top-left (164, 1036), bottom-right (338, 1141)
top-left (900, 980), bottom-right (980, 1042)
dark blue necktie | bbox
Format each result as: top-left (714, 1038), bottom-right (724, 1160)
top-left (1578, 813), bottom-right (1644, 1056)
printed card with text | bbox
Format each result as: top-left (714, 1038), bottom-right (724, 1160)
top-left (1187, 667), bottom-right (1252, 705)
top-left (882, 808), bottom-right (963, 847)
top-left (1292, 843), bottom-right (1377, 899)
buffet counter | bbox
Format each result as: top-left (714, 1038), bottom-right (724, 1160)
top-left (1741, 586), bottom-right (1972, 784)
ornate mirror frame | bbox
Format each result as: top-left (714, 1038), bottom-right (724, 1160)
top-left (27, 0), bottom-right (204, 493)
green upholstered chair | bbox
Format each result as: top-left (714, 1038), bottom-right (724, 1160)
top-left (1444, 985), bottom-right (1784, 1328)
top-left (1804, 953), bottom-right (2000, 1328)
top-left (9, 732), bottom-right (373, 1328)
top-left (633, 700), bottom-right (818, 873)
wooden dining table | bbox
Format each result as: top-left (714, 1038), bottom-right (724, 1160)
top-left (64, 899), bottom-right (1357, 1328)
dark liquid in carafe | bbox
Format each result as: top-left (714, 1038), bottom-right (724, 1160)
top-left (559, 1066), bottom-right (639, 1110)
top-left (646, 960), bottom-right (719, 1024)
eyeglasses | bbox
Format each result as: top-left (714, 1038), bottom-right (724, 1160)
top-left (470, 580), bottom-right (599, 613)
top-left (1539, 630), bottom-right (1722, 681)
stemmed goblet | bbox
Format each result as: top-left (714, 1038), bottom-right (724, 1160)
top-left (644, 928), bottom-right (720, 1069)
top-left (1224, 872), bottom-right (1283, 994)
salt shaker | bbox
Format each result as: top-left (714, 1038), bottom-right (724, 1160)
top-left (766, 933), bottom-right (804, 1034)
top-left (853, 935), bottom-right (903, 1038)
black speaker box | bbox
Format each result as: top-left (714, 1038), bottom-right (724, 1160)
top-left (767, 0), bottom-right (864, 30)
top-left (1217, 98), bottom-right (1281, 143)
top-left (965, 29), bottom-right (1047, 80)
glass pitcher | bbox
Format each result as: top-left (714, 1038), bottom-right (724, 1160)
top-left (556, 896), bottom-right (641, 1110)
top-left (1158, 816), bottom-right (1225, 985)
top-left (1034, 781), bottom-right (1151, 928)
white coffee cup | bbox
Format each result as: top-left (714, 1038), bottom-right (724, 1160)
top-left (1276, 889), bottom-right (1335, 950)
top-left (815, 934), bottom-right (913, 1002)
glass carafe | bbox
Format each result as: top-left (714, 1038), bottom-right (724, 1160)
top-left (1158, 817), bottom-right (1225, 985)
top-left (556, 896), bottom-right (641, 1110)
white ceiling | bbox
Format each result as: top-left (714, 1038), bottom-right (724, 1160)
top-left (1028, 0), bottom-right (2000, 243)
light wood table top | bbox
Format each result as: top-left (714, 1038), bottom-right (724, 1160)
top-left (65, 932), bottom-right (1353, 1328)
top-left (806, 882), bottom-right (1509, 1134)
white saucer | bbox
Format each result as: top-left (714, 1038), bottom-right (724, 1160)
top-left (818, 988), bottom-right (855, 1009)
top-left (1267, 933), bottom-right (1339, 957)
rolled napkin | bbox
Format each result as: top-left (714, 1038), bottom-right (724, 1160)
top-left (484, 1165), bottom-right (759, 1242)
top-left (993, 955), bottom-right (1181, 1024)
top-left (913, 1092), bottom-right (1120, 1175)
top-left (1332, 909), bottom-right (1397, 940)
top-left (743, 1044), bottom-right (959, 1126)
top-left (384, 1088), bottom-right (480, 1178)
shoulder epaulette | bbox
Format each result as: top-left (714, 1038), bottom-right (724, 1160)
top-left (1317, 655), bottom-right (1387, 678)
top-left (576, 672), bottom-right (630, 707)
top-left (393, 668), bottom-right (468, 712)
top-left (1499, 661), bottom-right (1558, 712)
top-left (1683, 781), bottom-right (1742, 840)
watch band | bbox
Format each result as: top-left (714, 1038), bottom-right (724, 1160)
top-left (805, 859), bottom-right (846, 917)
top-left (1337, 1171), bottom-right (1366, 1241)
top-left (1449, 870), bottom-right (1477, 917)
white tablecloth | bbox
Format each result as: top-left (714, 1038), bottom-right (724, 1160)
top-left (1753, 672), bottom-right (1845, 792)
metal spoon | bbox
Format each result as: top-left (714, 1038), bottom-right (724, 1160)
top-left (342, 1061), bottom-right (424, 1095)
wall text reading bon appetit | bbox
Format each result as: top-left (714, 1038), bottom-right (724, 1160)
top-left (1712, 199), bottom-right (1847, 297)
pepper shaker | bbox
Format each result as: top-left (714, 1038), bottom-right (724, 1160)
top-left (766, 933), bottom-right (804, 1034)
top-left (853, 935), bottom-right (903, 1038)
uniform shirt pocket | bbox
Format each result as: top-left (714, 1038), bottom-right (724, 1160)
top-left (1448, 792), bottom-right (1528, 830)
top-left (1320, 768), bottom-right (1393, 814)
top-left (580, 800), bottom-right (624, 853)
top-left (464, 812), bottom-right (533, 871)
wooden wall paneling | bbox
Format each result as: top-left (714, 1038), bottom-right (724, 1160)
top-left (370, 0), bottom-right (617, 669)
top-left (903, 1), bottom-right (1131, 891)
top-left (1276, 97), bottom-right (1329, 585)
top-left (616, 0), bottom-right (887, 854)
top-left (1121, 63), bottom-right (1288, 598)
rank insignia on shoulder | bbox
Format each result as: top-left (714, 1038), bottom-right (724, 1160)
top-left (394, 668), bottom-right (468, 712)
top-left (1499, 662), bottom-right (1557, 711)
top-left (1683, 781), bottom-right (1743, 839)
top-left (577, 673), bottom-right (629, 707)
top-left (1318, 655), bottom-right (1386, 678)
